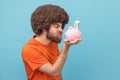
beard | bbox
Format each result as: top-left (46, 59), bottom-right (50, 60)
top-left (46, 31), bottom-right (62, 43)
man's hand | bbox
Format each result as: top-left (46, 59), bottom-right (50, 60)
top-left (64, 38), bottom-right (82, 47)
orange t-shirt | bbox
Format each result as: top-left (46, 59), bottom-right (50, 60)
top-left (22, 36), bottom-right (61, 80)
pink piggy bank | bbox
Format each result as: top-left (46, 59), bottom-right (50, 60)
top-left (65, 26), bottom-right (81, 41)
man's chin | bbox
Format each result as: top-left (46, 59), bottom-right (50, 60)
top-left (54, 39), bottom-right (62, 43)
top-left (47, 35), bottom-right (62, 43)
top-left (53, 38), bottom-right (62, 43)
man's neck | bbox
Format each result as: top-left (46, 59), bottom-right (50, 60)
top-left (35, 34), bottom-right (51, 45)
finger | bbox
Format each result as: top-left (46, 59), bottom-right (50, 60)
top-left (64, 39), bottom-right (71, 43)
top-left (70, 39), bottom-right (82, 44)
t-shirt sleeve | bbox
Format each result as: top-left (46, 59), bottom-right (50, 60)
top-left (23, 47), bottom-right (48, 71)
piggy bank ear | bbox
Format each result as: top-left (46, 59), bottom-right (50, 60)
top-left (69, 26), bottom-right (73, 30)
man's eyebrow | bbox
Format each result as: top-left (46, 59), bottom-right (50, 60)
top-left (52, 23), bottom-right (63, 28)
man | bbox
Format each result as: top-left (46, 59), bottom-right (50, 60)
top-left (22, 4), bottom-right (81, 80)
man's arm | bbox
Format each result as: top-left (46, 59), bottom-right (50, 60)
top-left (38, 39), bottom-right (81, 76)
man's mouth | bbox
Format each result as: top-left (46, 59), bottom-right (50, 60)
top-left (58, 32), bottom-right (62, 37)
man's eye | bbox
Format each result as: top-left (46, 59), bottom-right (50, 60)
top-left (55, 24), bottom-right (59, 28)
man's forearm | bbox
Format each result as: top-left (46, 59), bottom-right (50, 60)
top-left (51, 44), bottom-right (70, 76)
top-left (38, 39), bottom-right (80, 76)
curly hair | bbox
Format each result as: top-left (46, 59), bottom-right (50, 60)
top-left (31, 4), bottom-right (69, 35)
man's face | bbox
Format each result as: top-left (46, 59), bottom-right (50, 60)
top-left (46, 23), bottom-right (63, 43)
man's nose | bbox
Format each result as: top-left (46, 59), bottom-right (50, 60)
top-left (59, 27), bottom-right (63, 32)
